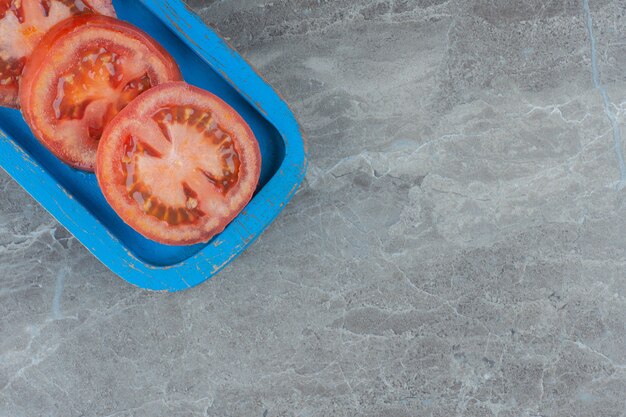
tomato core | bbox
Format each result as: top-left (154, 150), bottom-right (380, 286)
top-left (123, 136), bottom-right (205, 226)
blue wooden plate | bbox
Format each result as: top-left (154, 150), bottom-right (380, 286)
top-left (0, 0), bottom-right (307, 291)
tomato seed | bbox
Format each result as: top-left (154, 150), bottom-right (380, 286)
top-left (186, 197), bottom-right (198, 210)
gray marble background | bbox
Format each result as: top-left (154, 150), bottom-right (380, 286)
top-left (1, 0), bottom-right (626, 416)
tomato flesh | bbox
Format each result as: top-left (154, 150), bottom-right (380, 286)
top-left (0, 0), bottom-right (115, 107)
top-left (123, 105), bottom-right (243, 227)
top-left (0, 56), bottom-right (25, 93)
top-left (123, 136), bottom-right (206, 227)
top-left (20, 15), bottom-right (182, 170)
top-left (150, 106), bottom-right (242, 194)
top-left (53, 47), bottom-right (152, 141)
top-left (97, 82), bottom-right (262, 246)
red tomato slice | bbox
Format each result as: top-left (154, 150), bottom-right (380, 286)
top-left (97, 82), bottom-right (262, 246)
top-left (0, 0), bottom-right (115, 108)
top-left (20, 15), bottom-right (182, 171)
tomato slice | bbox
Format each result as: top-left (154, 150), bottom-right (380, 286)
top-left (97, 82), bottom-right (262, 246)
top-left (20, 15), bottom-right (182, 171)
top-left (0, 0), bottom-right (115, 108)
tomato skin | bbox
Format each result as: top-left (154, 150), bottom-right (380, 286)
top-left (97, 82), bottom-right (262, 246)
top-left (20, 15), bottom-right (182, 171)
top-left (0, 0), bottom-right (116, 108)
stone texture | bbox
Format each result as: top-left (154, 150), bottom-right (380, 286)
top-left (1, 0), bottom-right (626, 416)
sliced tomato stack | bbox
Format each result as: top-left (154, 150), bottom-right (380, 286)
top-left (0, 0), bottom-right (116, 107)
top-left (20, 15), bottom-right (182, 170)
top-left (3, 7), bottom-right (262, 246)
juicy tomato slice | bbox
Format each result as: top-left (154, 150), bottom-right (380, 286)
top-left (20, 15), bottom-right (182, 171)
top-left (97, 82), bottom-right (262, 246)
top-left (0, 0), bottom-right (115, 108)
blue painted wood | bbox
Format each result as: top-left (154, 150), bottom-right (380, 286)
top-left (0, 0), bottom-right (307, 291)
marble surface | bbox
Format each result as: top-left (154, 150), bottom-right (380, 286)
top-left (1, 0), bottom-right (626, 415)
